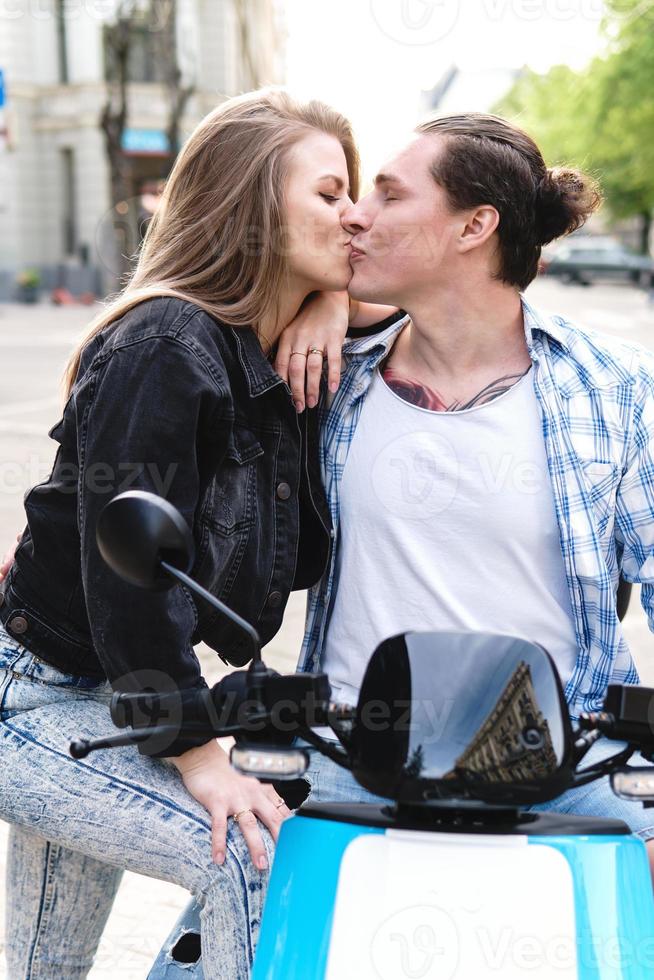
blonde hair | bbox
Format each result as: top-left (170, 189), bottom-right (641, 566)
top-left (62, 88), bottom-right (360, 401)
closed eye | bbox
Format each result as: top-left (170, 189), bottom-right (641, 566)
top-left (320, 193), bottom-right (340, 203)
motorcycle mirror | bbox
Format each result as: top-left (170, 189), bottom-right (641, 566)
top-left (230, 744), bottom-right (310, 781)
top-left (350, 630), bottom-right (575, 807)
top-left (96, 490), bottom-right (262, 665)
top-left (96, 490), bottom-right (195, 591)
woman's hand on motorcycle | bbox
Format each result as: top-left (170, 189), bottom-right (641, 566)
top-left (169, 739), bottom-right (292, 869)
top-left (0, 532), bottom-right (21, 583)
top-left (274, 291), bottom-right (350, 412)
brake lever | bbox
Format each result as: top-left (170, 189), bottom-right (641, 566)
top-left (295, 724), bottom-right (354, 770)
top-left (571, 727), bottom-right (602, 765)
top-left (571, 743), bottom-right (636, 787)
top-left (69, 722), bottom-right (244, 759)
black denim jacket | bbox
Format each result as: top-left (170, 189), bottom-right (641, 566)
top-left (0, 297), bottom-right (333, 753)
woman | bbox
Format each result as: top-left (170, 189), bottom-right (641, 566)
top-left (0, 88), bottom-right (382, 980)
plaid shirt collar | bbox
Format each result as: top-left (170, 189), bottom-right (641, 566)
top-left (341, 297), bottom-right (572, 363)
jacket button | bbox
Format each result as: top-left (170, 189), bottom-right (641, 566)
top-left (267, 591), bottom-right (282, 609)
top-left (276, 482), bottom-right (291, 500)
top-left (9, 615), bottom-right (28, 635)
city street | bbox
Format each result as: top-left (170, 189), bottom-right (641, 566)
top-left (0, 277), bottom-right (653, 976)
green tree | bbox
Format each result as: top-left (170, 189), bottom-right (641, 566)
top-left (495, 1), bottom-right (654, 252)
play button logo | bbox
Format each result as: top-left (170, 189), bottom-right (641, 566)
top-left (369, 0), bottom-right (460, 45)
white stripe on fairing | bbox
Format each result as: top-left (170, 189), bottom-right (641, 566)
top-left (385, 828), bottom-right (529, 847)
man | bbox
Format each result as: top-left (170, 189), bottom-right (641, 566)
top-left (297, 113), bottom-right (654, 867)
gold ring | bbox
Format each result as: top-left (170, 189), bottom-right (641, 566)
top-left (308, 347), bottom-right (325, 356)
top-left (275, 799), bottom-right (285, 809)
top-left (232, 808), bottom-right (253, 824)
top-left (290, 350), bottom-right (308, 357)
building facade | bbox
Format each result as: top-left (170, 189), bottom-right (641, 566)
top-left (0, 0), bottom-right (285, 301)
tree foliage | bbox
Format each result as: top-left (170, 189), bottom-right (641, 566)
top-left (495, 0), bottom-right (654, 249)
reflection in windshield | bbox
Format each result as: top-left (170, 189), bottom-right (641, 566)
top-left (396, 633), bottom-right (562, 789)
top-left (446, 660), bottom-right (557, 784)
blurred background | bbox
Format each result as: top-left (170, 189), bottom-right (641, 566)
top-left (1, 0), bottom-right (652, 303)
top-left (0, 1), bottom-right (653, 976)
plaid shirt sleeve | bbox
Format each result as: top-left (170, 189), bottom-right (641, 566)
top-left (615, 348), bottom-right (654, 631)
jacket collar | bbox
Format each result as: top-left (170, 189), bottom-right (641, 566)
top-left (230, 324), bottom-right (287, 398)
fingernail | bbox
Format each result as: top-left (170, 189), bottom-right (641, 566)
top-left (329, 381), bottom-right (338, 393)
top-left (214, 851), bottom-right (225, 865)
top-left (307, 396), bottom-right (316, 409)
top-left (294, 400), bottom-right (304, 413)
top-left (257, 855), bottom-right (268, 870)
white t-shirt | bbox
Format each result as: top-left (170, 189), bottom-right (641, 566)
top-left (320, 363), bottom-right (579, 714)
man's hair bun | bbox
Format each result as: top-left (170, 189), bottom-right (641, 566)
top-left (535, 167), bottom-right (602, 246)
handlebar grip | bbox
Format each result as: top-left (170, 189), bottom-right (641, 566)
top-left (110, 671), bottom-right (251, 731)
top-left (110, 690), bottom-right (188, 729)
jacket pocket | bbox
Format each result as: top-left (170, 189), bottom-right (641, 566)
top-left (202, 428), bottom-right (264, 536)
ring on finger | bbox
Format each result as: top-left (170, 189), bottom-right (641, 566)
top-left (307, 347), bottom-right (325, 357)
top-left (274, 798), bottom-right (286, 809)
top-left (290, 350), bottom-right (308, 358)
top-left (233, 808), bottom-right (253, 824)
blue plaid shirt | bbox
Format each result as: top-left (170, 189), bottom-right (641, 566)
top-left (298, 296), bottom-right (654, 720)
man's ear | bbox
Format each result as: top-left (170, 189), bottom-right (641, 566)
top-left (458, 205), bottom-right (499, 254)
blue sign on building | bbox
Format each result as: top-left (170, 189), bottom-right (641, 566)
top-left (0, 70), bottom-right (6, 109)
top-left (121, 128), bottom-right (170, 155)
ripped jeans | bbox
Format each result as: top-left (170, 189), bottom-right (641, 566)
top-left (0, 623), bottom-right (274, 980)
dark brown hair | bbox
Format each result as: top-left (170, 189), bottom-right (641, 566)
top-left (415, 112), bottom-right (602, 290)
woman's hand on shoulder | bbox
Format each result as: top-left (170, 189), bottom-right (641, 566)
top-left (169, 739), bottom-right (292, 869)
top-left (274, 291), bottom-right (350, 413)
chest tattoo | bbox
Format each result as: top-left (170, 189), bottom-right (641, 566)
top-left (381, 362), bottom-right (531, 412)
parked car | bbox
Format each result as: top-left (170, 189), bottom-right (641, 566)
top-left (540, 236), bottom-right (654, 287)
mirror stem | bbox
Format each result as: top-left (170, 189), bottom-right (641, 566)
top-left (160, 561), bottom-right (262, 664)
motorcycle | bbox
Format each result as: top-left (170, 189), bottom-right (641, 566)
top-left (72, 490), bottom-right (654, 980)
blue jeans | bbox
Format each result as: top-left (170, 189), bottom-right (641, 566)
top-left (0, 624), bottom-right (274, 980)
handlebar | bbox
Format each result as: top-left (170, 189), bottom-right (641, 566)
top-left (70, 664), bottom-right (354, 761)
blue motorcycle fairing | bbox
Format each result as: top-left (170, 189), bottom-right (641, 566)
top-left (253, 810), bottom-right (654, 980)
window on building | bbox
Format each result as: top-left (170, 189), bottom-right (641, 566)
top-left (56, 0), bottom-right (69, 84)
top-left (103, 25), bottom-right (169, 84)
top-left (61, 148), bottom-right (77, 257)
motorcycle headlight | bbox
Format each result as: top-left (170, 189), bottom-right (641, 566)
top-left (611, 767), bottom-right (654, 801)
top-left (230, 744), bottom-right (310, 780)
